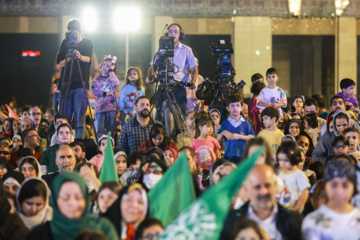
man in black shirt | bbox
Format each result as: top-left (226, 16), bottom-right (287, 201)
top-left (56, 19), bottom-right (93, 139)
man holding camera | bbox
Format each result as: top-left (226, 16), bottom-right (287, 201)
top-left (147, 23), bottom-right (198, 116)
top-left (56, 19), bottom-right (93, 139)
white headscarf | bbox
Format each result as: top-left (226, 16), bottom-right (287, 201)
top-left (15, 177), bottom-right (53, 230)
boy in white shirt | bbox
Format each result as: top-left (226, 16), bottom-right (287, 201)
top-left (302, 158), bottom-right (360, 240)
top-left (257, 68), bottom-right (287, 120)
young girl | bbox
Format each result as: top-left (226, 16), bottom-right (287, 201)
top-left (96, 181), bottom-right (122, 215)
top-left (89, 135), bottom-right (114, 172)
top-left (118, 67), bottom-right (145, 124)
top-left (15, 178), bottom-right (52, 230)
top-left (303, 113), bottom-right (318, 147)
top-left (276, 141), bottom-right (310, 212)
top-left (291, 95), bottom-right (305, 115)
top-left (19, 157), bottom-right (42, 179)
top-left (209, 109), bottom-right (221, 136)
top-left (139, 124), bottom-right (177, 152)
top-left (190, 115), bottom-right (221, 170)
top-left (91, 55), bottom-right (120, 138)
top-left (248, 81), bottom-right (266, 135)
top-left (302, 158), bottom-right (360, 239)
top-left (13, 119), bottom-right (21, 136)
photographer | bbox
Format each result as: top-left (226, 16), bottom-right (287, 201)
top-left (146, 23), bottom-right (198, 116)
top-left (56, 19), bottom-right (93, 139)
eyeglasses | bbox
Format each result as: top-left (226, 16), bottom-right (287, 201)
top-left (335, 144), bottom-right (348, 149)
top-left (28, 134), bottom-right (39, 138)
top-left (30, 112), bottom-right (41, 116)
top-left (0, 151), bottom-right (10, 155)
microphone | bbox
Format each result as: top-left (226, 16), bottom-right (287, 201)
top-left (162, 24), bottom-right (169, 35)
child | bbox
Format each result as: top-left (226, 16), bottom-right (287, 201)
top-left (258, 107), bottom-right (284, 157)
top-left (91, 55), bottom-right (120, 138)
top-left (217, 94), bottom-right (255, 163)
top-left (190, 115), bottom-right (220, 170)
top-left (89, 135), bottom-right (114, 172)
top-left (164, 147), bottom-right (178, 167)
top-left (276, 141), bottom-right (310, 212)
top-left (303, 113), bottom-right (318, 147)
top-left (20, 107), bottom-right (30, 120)
top-left (251, 73), bottom-right (264, 84)
top-left (96, 181), bottom-right (122, 215)
top-left (118, 67), bottom-right (145, 124)
top-left (337, 78), bottom-right (359, 113)
top-left (256, 68), bottom-right (287, 120)
top-left (302, 158), bottom-right (360, 239)
top-left (344, 127), bottom-right (360, 160)
top-left (291, 95), bottom-right (305, 115)
top-left (209, 109), bottom-right (221, 136)
top-left (248, 81), bottom-right (266, 134)
top-left (331, 135), bottom-right (350, 156)
top-left (53, 78), bottom-right (60, 115)
top-left (139, 123), bottom-right (177, 152)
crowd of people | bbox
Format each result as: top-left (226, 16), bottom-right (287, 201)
top-left (0, 19), bottom-right (360, 240)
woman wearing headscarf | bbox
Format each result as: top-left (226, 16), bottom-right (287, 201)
top-left (284, 119), bottom-right (306, 138)
top-left (2, 168), bottom-right (25, 196)
top-left (103, 183), bottom-right (149, 240)
top-left (19, 156), bottom-right (42, 179)
top-left (0, 178), bottom-right (29, 240)
top-left (27, 172), bottom-right (118, 240)
top-left (16, 178), bottom-right (52, 230)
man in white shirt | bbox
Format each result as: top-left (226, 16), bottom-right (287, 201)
top-left (221, 165), bottom-right (302, 240)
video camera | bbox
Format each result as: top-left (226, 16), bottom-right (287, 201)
top-left (196, 40), bottom-right (245, 109)
top-left (65, 31), bottom-right (78, 58)
top-left (149, 36), bottom-right (179, 85)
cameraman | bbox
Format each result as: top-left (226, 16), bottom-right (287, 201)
top-left (146, 23), bottom-right (198, 116)
top-left (56, 19), bottom-right (93, 139)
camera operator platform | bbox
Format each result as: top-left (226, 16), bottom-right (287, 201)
top-left (56, 19), bottom-right (93, 139)
top-left (147, 23), bottom-right (198, 117)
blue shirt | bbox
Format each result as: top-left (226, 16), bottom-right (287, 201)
top-left (218, 117), bottom-right (255, 158)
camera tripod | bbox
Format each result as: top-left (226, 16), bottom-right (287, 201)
top-left (59, 51), bottom-right (98, 144)
top-left (150, 81), bottom-right (186, 138)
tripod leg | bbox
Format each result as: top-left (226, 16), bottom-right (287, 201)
top-left (75, 58), bottom-right (98, 143)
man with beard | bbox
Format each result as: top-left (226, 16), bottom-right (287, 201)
top-left (69, 141), bottom-right (87, 165)
top-left (320, 96), bottom-right (346, 136)
top-left (221, 165), bottom-right (302, 240)
top-left (29, 106), bottom-right (47, 140)
top-left (176, 111), bottom-right (195, 148)
top-left (117, 96), bottom-right (161, 155)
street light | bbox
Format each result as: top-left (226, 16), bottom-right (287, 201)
top-left (82, 7), bottom-right (97, 31)
top-left (288, 0), bottom-right (301, 16)
top-left (113, 6), bottom-right (141, 72)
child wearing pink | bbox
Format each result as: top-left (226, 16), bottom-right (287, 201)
top-left (190, 115), bottom-right (220, 170)
top-left (89, 135), bottom-right (114, 172)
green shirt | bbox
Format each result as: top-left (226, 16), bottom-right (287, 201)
top-left (40, 144), bottom-right (60, 173)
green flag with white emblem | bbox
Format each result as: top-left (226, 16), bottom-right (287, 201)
top-left (157, 147), bottom-right (264, 240)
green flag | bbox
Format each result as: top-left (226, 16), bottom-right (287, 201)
top-left (148, 152), bottom-right (196, 227)
top-left (158, 147), bottom-right (265, 240)
top-left (99, 132), bottom-right (119, 183)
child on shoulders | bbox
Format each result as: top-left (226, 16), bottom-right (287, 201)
top-left (337, 78), bottom-right (359, 113)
